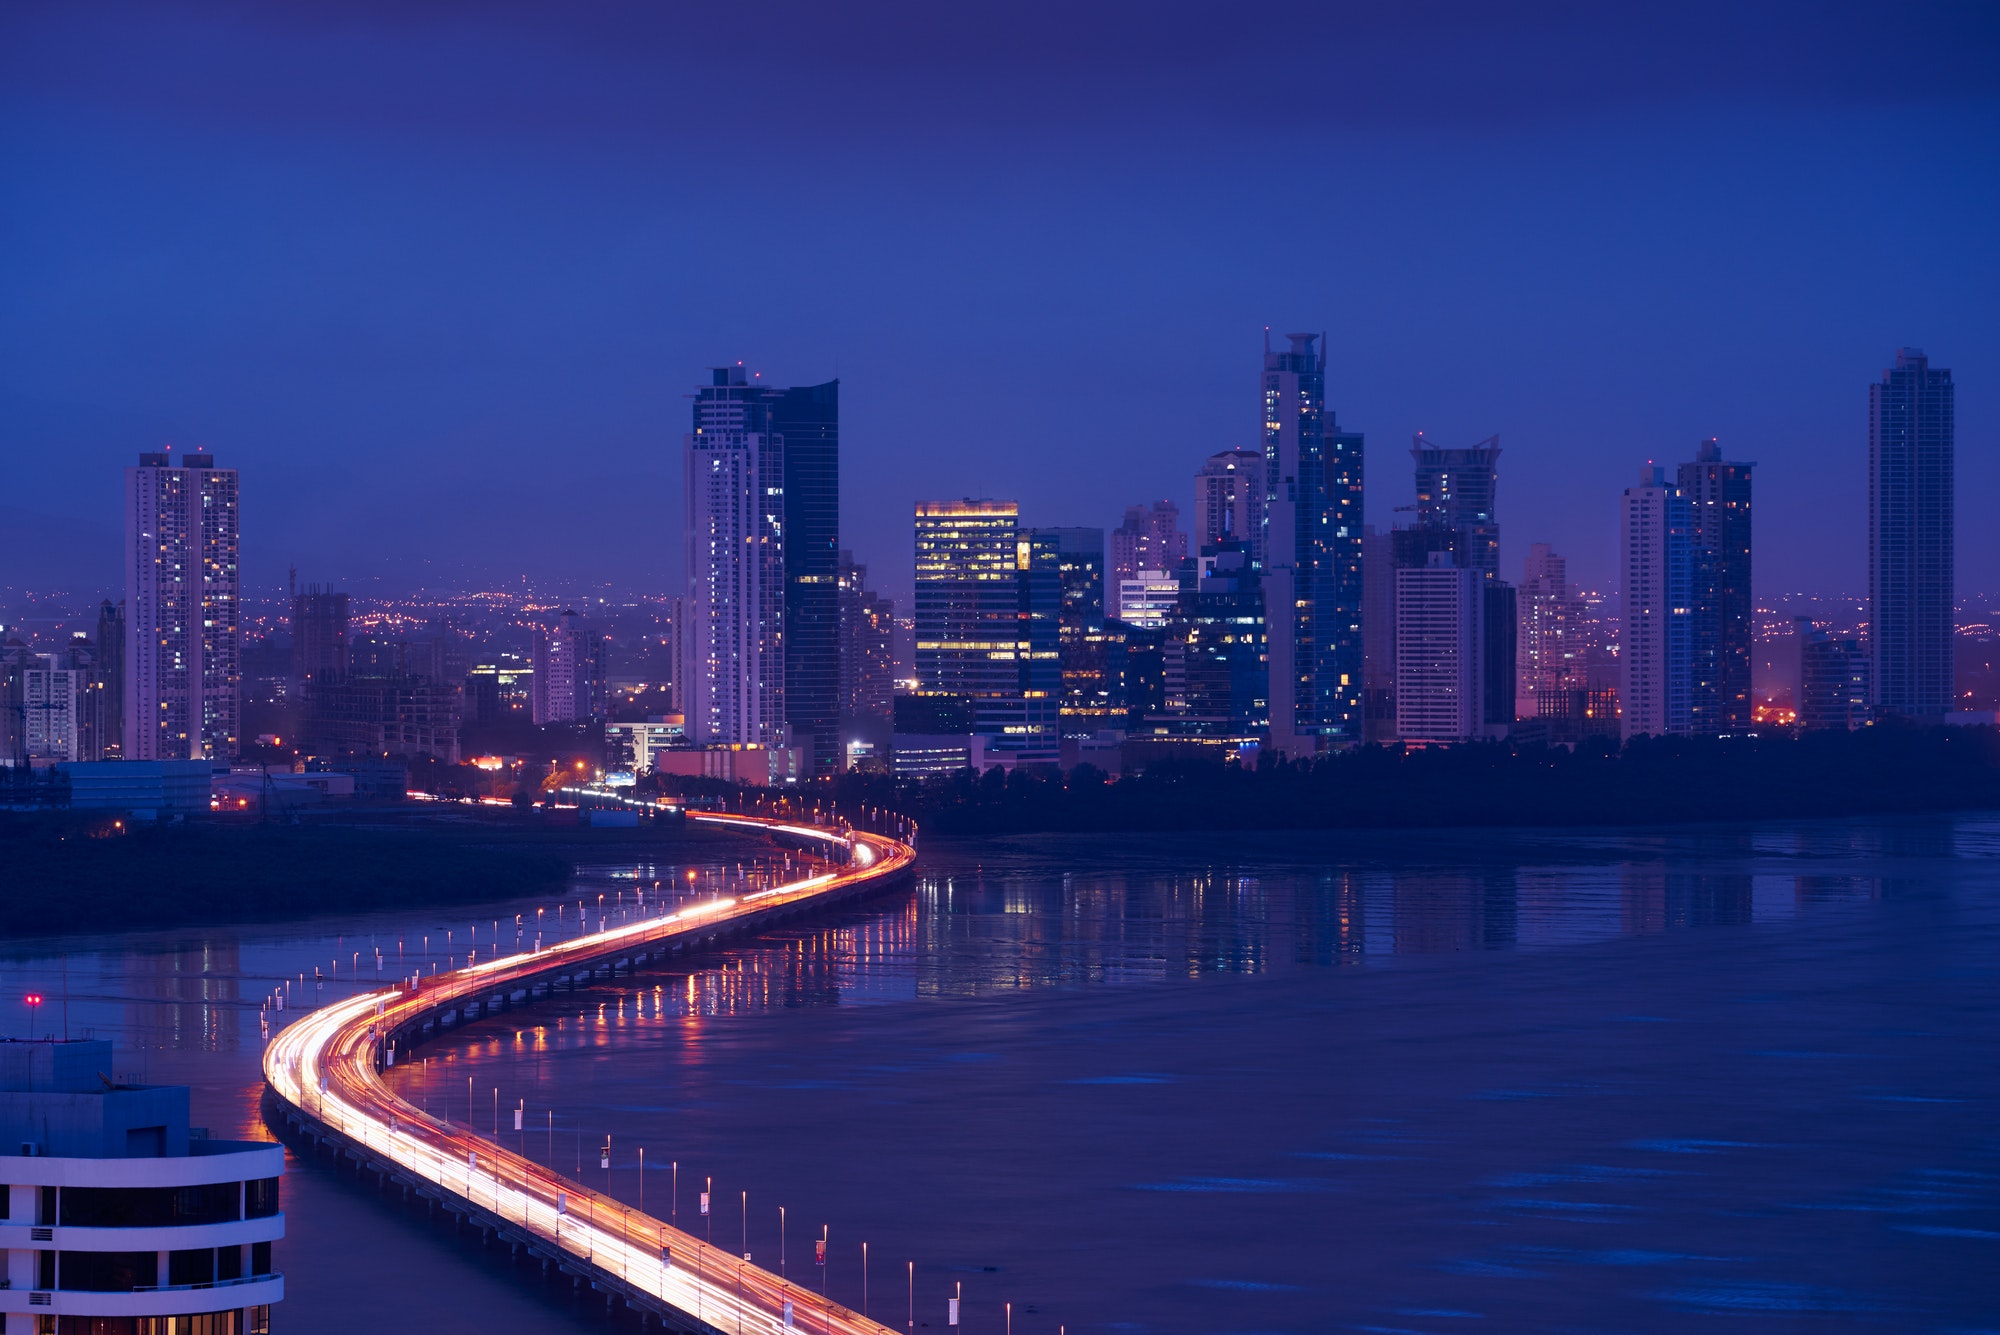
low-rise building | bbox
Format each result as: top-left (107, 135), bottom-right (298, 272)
top-left (0, 1038), bottom-right (283, 1335)
top-left (60, 760), bottom-right (212, 819)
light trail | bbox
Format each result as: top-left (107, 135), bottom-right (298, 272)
top-left (265, 810), bottom-right (915, 1334)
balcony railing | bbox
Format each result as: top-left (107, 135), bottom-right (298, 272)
top-left (132, 1273), bottom-right (282, 1294)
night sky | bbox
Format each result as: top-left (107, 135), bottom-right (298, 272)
top-left (3, 2), bottom-right (1996, 604)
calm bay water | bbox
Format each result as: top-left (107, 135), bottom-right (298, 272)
top-left (5, 816), bottom-right (1997, 1332)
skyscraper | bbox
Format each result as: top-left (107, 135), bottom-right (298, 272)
top-left (1395, 556), bottom-right (1485, 744)
top-left (914, 501), bottom-right (1059, 765)
top-left (1261, 331), bottom-right (1362, 752)
top-left (1869, 348), bottom-right (1954, 719)
top-left (837, 551), bottom-right (895, 728)
top-left (1679, 439), bottom-right (1754, 734)
top-left (1029, 527), bottom-right (1111, 736)
top-left (1110, 501), bottom-right (1185, 595)
top-left (1620, 466), bottom-right (1693, 739)
top-left (1361, 525), bottom-right (1397, 742)
top-left (1195, 450), bottom-right (1265, 562)
top-left (683, 367), bottom-right (787, 748)
top-left (91, 599), bottom-right (124, 760)
top-left (1516, 543), bottom-right (1583, 719)
top-left (531, 609), bottom-right (594, 726)
top-left (1410, 434), bottom-right (1501, 575)
top-left (125, 450), bottom-right (240, 761)
top-left (22, 655), bottom-right (79, 761)
top-left (774, 380), bottom-right (840, 777)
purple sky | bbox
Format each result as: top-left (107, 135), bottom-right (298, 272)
top-left (2, 1), bottom-right (1996, 605)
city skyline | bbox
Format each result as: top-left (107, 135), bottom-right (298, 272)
top-left (3, 6), bottom-right (1994, 605)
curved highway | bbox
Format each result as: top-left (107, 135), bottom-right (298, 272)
top-left (265, 809), bottom-right (916, 1335)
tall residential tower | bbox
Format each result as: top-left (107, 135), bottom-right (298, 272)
top-left (125, 450), bottom-right (240, 760)
top-left (1620, 466), bottom-right (1693, 739)
top-left (1869, 348), bottom-right (1954, 719)
top-left (1679, 439), bottom-right (1754, 733)
top-left (683, 368), bottom-right (787, 748)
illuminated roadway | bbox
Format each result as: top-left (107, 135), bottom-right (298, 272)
top-left (264, 808), bottom-right (916, 1334)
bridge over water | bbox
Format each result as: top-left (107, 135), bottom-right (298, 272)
top-left (264, 808), bottom-right (917, 1334)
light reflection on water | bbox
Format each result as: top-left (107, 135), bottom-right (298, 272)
top-left (0, 814), bottom-right (1992, 1333)
top-left (1, 816), bottom-right (1966, 1057)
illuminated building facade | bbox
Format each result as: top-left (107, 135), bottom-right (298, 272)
top-left (913, 501), bottom-right (1059, 765)
top-left (1516, 543), bottom-right (1584, 719)
top-left (1261, 332), bottom-right (1362, 753)
top-left (1028, 527), bottom-right (1112, 736)
top-left (837, 551), bottom-right (896, 726)
top-left (684, 367), bottom-right (787, 748)
top-left (124, 451), bottom-right (240, 761)
top-left (531, 608), bottom-right (595, 726)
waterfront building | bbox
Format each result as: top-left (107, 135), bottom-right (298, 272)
top-left (1260, 332), bottom-right (1362, 754)
top-left (1028, 528), bottom-right (1110, 736)
top-left (913, 500), bottom-right (1059, 765)
top-left (1110, 501), bottom-right (1185, 591)
top-left (1620, 466), bottom-right (1693, 739)
top-left (1869, 348), bottom-right (1954, 719)
top-left (683, 367), bottom-right (787, 749)
top-left (1797, 618), bottom-right (1871, 731)
top-left (530, 609), bottom-right (594, 726)
top-left (1679, 439), bottom-right (1755, 734)
top-left (1178, 541), bottom-right (1268, 738)
top-left (1395, 556), bottom-right (1485, 743)
top-left (124, 450), bottom-right (240, 761)
top-left (889, 692), bottom-right (987, 777)
top-left (680, 367), bottom-right (841, 768)
top-left (773, 380), bottom-right (840, 777)
top-left (1195, 450), bottom-right (1265, 563)
top-left (0, 1037), bottom-right (283, 1334)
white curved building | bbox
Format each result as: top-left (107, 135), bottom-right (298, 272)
top-left (1, 1039), bottom-right (282, 1335)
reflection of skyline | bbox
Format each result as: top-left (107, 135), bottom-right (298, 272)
top-left (123, 940), bottom-right (243, 1054)
top-left (6, 816), bottom-right (1983, 1072)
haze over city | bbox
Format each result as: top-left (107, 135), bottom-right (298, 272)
top-left (5, 8), bottom-right (2000, 1335)
top-left (4, 1), bottom-right (1996, 601)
